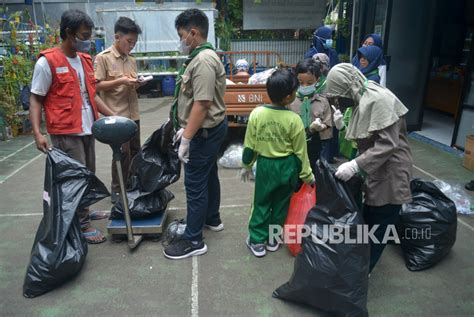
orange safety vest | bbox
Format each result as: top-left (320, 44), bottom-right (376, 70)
top-left (40, 47), bottom-right (99, 134)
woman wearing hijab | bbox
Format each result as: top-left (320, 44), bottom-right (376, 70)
top-left (304, 26), bottom-right (339, 68)
top-left (326, 63), bottom-right (413, 272)
top-left (354, 45), bottom-right (383, 83)
top-left (352, 33), bottom-right (387, 86)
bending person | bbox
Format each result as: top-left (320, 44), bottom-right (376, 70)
top-left (326, 63), bottom-right (413, 272)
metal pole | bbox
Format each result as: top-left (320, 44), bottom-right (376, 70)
top-left (32, 0), bottom-right (38, 27)
top-left (350, 0), bottom-right (357, 59)
top-left (115, 160), bottom-right (134, 242)
top-left (115, 160), bottom-right (142, 249)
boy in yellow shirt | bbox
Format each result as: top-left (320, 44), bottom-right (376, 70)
top-left (241, 69), bottom-right (315, 257)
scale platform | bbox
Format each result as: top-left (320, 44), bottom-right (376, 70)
top-left (107, 209), bottom-right (168, 236)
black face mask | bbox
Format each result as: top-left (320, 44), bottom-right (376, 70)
top-left (336, 97), bottom-right (355, 112)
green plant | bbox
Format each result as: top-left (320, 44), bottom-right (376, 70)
top-left (337, 17), bottom-right (350, 38)
top-left (0, 9), bottom-right (58, 132)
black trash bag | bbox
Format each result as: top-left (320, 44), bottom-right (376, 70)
top-left (162, 218), bottom-right (186, 247)
top-left (273, 160), bottom-right (369, 317)
top-left (110, 121), bottom-right (179, 219)
top-left (396, 179), bottom-right (457, 271)
top-left (110, 185), bottom-right (174, 219)
top-left (23, 148), bottom-right (110, 298)
top-left (131, 120), bottom-right (180, 193)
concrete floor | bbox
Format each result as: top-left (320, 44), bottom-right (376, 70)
top-left (418, 109), bottom-right (455, 146)
top-left (0, 97), bottom-right (473, 316)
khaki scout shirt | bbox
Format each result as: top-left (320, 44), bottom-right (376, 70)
top-left (355, 118), bottom-right (413, 207)
top-left (288, 94), bottom-right (333, 140)
top-left (177, 49), bottom-right (226, 129)
top-left (94, 45), bottom-right (139, 120)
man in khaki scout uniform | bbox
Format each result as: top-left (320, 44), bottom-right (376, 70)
top-left (163, 9), bottom-right (228, 260)
top-left (94, 17), bottom-right (142, 202)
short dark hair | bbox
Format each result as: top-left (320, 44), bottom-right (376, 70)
top-left (175, 9), bottom-right (209, 38)
top-left (60, 9), bottom-right (94, 40)
top-left (114, 16), bottom-right (142, 35)
top-left (295, 58), bottom-right (321, 79)
top-left (266, 69), bottom-right (299, 105)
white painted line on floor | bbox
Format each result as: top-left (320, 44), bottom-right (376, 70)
top-left (0, 141), bottom-right (35, 162)
top-left (191, 256), bottom-right (199, 317)
top-left (0, 204), bottom-right (251, 217)
top-left (459, 218), bottom-right (474, 232)
top-left (168, 204), bottom-right (249, 212)
top-left (413, 165), bottom-right (439, 181)
top-left (0, 153), bottom-right (43, 184)
top-left (0, 212), bottom-right (42, 217)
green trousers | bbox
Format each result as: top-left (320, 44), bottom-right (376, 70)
top-left (248, 155), bottom-right (300, 244)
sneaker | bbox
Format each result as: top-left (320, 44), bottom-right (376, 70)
top-left (266, 240), bottom-right (280, 252)
top-left (163, 239), bottom-right (208, 260)
top-left (246, 237), bottom-right (266, 257)
top-left (205, 222), bottom-right (224, 232)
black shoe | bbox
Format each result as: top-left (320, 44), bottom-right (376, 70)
top-left (163, 239), bottom-right (208, 260)
top-left (466, 181), bottom-right (474, 191)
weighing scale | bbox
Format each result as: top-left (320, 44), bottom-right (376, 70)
top-left (92, 116), bottom-right (168, 249)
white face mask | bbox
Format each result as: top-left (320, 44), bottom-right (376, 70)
top-left (178, 32), bottom-right (194, 55)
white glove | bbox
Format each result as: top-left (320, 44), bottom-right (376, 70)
top-left (335, 160), bottom-right (359, 182)
top-left (174, 128), bottom-right (184, 145)
top-left (178, 136), bottom-right (191, 164)
top-left (310, 118), bottom-right (326, 132)
top-left (332, 105), bottom-right (344, 130)
top-left (240, 168), bottom-right (252, 182)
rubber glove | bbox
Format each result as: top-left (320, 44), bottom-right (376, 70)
top-left (174, 128), bottom-right (184, 145)
top-left (310, 118), bottom-right (327, 132)
top-left (240, 168), bottom-right (252, 182)
top-left (335, 160), bottom-right (359, 181)
top-left (178, 136), bottom-right (191, 163)
top-left (332, 105), bottom-right (344, 130)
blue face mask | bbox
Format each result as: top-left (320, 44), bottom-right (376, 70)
top-left (324, 39), bottom-right (333, 49)
top-left (298, 85), bottom-right (316, 96)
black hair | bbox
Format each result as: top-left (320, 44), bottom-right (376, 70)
top-left (295, 58), bottom-right (321, 79)
top-left (266, 69), bottom-right (299, 105)
top-left (114, 16), bottom-right (142, 35)
top-left (175, 9), bottom-right (209, 38)
top-left (60, 9), bottom-right (94, 40)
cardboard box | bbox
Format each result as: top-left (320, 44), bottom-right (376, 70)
top-left (463, 135), bottom-right (474, 171)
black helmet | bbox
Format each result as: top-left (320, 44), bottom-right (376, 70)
top-left (162, 219), bottom-right (186, 247)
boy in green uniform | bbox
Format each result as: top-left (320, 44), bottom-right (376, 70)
top-left (241, 69), bottom-right (315, 257)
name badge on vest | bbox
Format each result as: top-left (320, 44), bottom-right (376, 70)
top-left (56, 67), bottom-right (69, 74)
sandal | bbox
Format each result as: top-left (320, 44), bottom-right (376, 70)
top-left (90, 210), bottom-right (110, 221)
top-left (82, 228), bottom-right (107, 244)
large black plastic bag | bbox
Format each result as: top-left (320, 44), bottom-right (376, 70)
top-left (131, 120), bottom-right (180, 193)
top-left (397, 179), bottom-right (457, 271)
top-left (273, 160), bottom-right (369, 317)
top-left (23, 148), bottom-right (110, 298)
top-left (111, 179), bottom-right (175, 219)
top-left (111, 121), bottom-right (180, 219)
